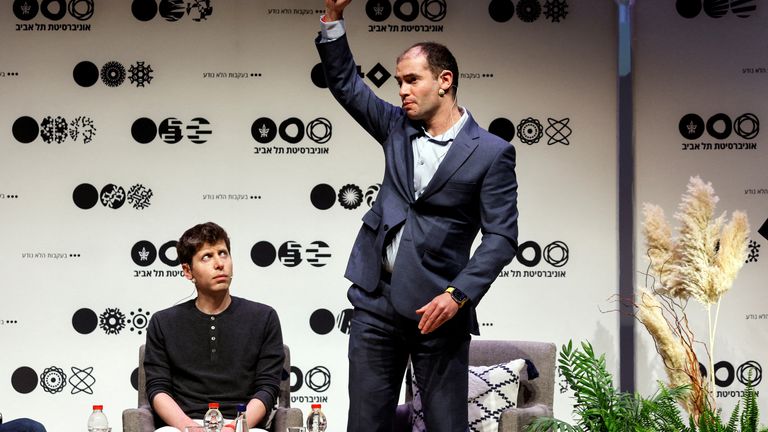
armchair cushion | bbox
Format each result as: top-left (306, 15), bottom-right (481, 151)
top-left (409, 359), bottom-right (529, 432)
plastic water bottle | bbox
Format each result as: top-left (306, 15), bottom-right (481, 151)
top-left (233, 403), bottom-right (247, 432)
top-left (203, 402), bottom-right (223, 432)
top-left (87, 405), bottom-right (109, 432)
top-left (306, 404), bottom-right (327, 432)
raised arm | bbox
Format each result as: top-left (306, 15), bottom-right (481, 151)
top-left (316, 1), bottom-right (403, 144)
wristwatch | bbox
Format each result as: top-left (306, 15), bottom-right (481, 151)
top-left (445, 286), bottom-right (468, 308)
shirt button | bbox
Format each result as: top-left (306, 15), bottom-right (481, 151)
top-left (210, 316), bottom-right (215, 321)
top-left (211, 336), bottom-right (216, 341)
top-left (211, 326), bottom-right (215, 330)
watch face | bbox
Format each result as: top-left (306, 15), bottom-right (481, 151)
top-left (451, 288), bottom-right (467, 303)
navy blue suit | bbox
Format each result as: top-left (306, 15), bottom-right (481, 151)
top-left (316, 34), bottom-right (518, 432)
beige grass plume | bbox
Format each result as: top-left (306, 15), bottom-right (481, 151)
top-left (639, 176), bottom-right (750, 416)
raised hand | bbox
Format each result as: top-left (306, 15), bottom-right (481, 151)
top-left (324, 0), bottom-right (352, 21)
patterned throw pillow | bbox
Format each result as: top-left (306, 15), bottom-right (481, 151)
top-left (410, 359), bottom-right (526, 432)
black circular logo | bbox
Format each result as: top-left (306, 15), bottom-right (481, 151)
top-left (73, 61), bottom-right (99, 87)
top-left (72, 183), bottom-right (99, 209)
top-left (251, 241), bottom-right (277, 267)
top-left (132, 240), bottom-right (158, 267)
top-left (12, 116), bottom-right (40, 144)
top-left (132, 117), bottom-right (158, 144)
top-left (678, 113), bottom-right (705, 140)
top-left (310, 309), bottom-right (335, 335)
top-left (489, 118), bottom-right (516, 142)
top-left (12, 367), bottom-right (38, 394)
top-left (311, 184), bottom-right (337, 210)
top-left (72, 308), bottom-right (99, 334)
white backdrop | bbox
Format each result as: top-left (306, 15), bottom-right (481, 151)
top-left (0, 1), bottom-right (618, 430)
top-left (634, 0), bottom-right (768, 417)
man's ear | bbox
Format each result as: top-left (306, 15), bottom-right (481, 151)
top-left (439, 69), bottom-right (454, 92)
top-left (182, 263), bottom-right (193, 281)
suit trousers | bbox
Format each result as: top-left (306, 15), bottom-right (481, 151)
top-left (347, 280), bottom-right (470, 432)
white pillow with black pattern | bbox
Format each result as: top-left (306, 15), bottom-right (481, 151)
top-left (467, 359), bottom-right (525, 432)
top-left (410, 358), bottom-right (526, 432)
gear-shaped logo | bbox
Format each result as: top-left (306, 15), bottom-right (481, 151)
top-left (338, 184), bottom-right (363, 210)
top-left (517, 117), bottom-right (544, 145)
top-left (100, 61), bottom-right (126, 87)
top-left (128, 61), bottom-right (154, 87)
top-left (517, 0), bottom-right (542, 22)
top-left (99, 308), bottom-right (126, 335)
top-left (40, 366), bottom-right (67, 394)
top-left (543, 0), bottom-right (568, 22)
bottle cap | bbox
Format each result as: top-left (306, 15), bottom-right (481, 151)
top-left (92, 405), bottom-right (103, 410)
top-left (311, 404), bottom-right (321, 409)
top-left (236, 403), bottom-right (246, 412)
top-left (208, 402), bottom-right (220, 409)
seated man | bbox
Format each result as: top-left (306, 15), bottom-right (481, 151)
top-left (0, 415), bottom-right (46, 432)
top-left (144, 222), bottom-right (284, 431)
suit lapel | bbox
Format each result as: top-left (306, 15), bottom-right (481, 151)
top-left (417, 114), bottom-right (480, 201)
top-left (392, 120), bottom-right (421, 201)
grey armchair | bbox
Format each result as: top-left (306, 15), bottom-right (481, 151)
top-left (394, 339), bottom-right (557, 432)
top-left (122, 344), bottom-right (303, 432)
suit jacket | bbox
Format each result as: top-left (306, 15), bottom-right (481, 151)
top-left (316, 35), bottom-right (518, 334)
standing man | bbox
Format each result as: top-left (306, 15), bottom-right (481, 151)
top-left (143, 222), bottom-right (284, 431)
top-left (316, 1), bottom-right (519, 431)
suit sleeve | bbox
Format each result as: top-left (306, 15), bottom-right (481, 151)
top-left (315, 33), bottom-right (403, 145)
top-left (451, 143), bottom-right (518, 306)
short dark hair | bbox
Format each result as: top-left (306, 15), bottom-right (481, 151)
top-left (398, 41), bottom-right (459, 95)
top-left (177, 222), bottom-right (231, 267)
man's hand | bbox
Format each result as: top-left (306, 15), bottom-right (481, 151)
top-left (324, 0), bottom-right (352, 21)
top-left (416, 292), bottom-right (459, 334)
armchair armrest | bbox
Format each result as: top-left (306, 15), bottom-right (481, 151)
top-left (498, 404), bottom-right (553, 432)
top-left (270, 407), bottom-right (303, 432)
top-left (122, 405), bottom-right (155, 432)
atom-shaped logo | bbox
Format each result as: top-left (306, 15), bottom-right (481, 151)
top-left (128, 308), bottom-right (151, 334)
top-left (545, 117), bottom-right (572, 145)
top-left (543, 0), bottom-right (568, 22)
top-left (746, 240), bottom-right (760, 263)
top-left (128, 61), bottom-right (154, 87)
top-left (69, 366), bottom-right (96, 395)
top-left (99, 308), bottom-right (126, 335)
top-left (338, 184), bottom-right (363, 210)
top-left (517, 117), bottom-right (544, 145)
top-left (100, 61), bottom-right (126, 87)
top-left (40, 366), bottom-right (67, 394)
